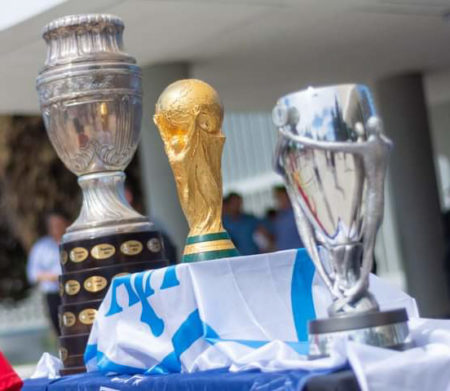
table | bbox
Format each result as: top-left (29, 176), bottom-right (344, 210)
top-left (22, 368), bottom-right (360, 391)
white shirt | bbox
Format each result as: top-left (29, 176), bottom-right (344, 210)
top-left (27, 236), bottom-right (61, 293)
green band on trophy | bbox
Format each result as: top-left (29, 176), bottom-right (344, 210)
top-left (182, 231), bottom-right (239, 263)
top-left (185, 232), bottom-right (231, 245)
top-left (183, 248), bottom-right (240, 263)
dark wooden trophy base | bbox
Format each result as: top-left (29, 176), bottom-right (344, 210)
top-left (58, 230), bottom-right (167, 375)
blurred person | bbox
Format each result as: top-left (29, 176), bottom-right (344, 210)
top-left (273, 186), bottom-right (303, 250)
top-left (223, 193), bottom-right (270, 255)
top-left (222, 196), bottom-right (230, 217)
top-left (259, 208), bottom-right (277, 252)
top-left (262, 208), bottom-right (277, 237)
top-left (27, 211), bottom-right (69, 335)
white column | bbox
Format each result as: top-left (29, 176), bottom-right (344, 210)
top-left (375, 73), bottom-right (449, 317)
top-left (138, 63), bottom-right (190, 261)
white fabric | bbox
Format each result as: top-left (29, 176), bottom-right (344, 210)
top-left (31, 352), bottom-right (62, 379)
top-left (81, 248), bottom-right (450, 390)
top-left (347, 318), bottom-right (450, 391)
top-left (86, 250), bottom-right (307, 373)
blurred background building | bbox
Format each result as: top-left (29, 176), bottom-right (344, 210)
top-left (0, 0), bottom-right (450, 367)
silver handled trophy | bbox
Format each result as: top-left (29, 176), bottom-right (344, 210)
top-left (36, 14), bottom-right (167, 375)
top-left (273, 84), bottom-right (410, 357)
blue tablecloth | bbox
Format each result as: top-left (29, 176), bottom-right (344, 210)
top-left (22, 368), bottom-right (335, 391)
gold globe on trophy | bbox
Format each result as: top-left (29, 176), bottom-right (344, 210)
top-left (154, 79), bottom-right (238, 262)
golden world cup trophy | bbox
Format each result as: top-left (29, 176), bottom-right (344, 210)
top-left (36, 14), bottom-right (167, 374)
top-left (154, 79), bottom-right (238, 262)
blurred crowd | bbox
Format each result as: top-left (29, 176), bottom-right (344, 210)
top-left (223, 186), bottom-right (303, 256)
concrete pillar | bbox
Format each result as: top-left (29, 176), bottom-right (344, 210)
top-left (139, 63), bottom-right (190, 261)
top-left (375, 73), bottom-right (449, 317)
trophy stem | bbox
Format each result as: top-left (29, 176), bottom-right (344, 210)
top-left (64, 171), bottom-right (151, 243)
top-left (326, 243), bottom-right (379, 316)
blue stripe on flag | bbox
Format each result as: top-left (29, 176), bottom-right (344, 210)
top-left (84, 343), bottom-right (97, 363)
top-left (106, 276), bottom-right (140, 317)
top-left (147, 351), bottom-right (180, 374)
top-left (291, 248), bottom-right (316, 341)
top-left (205, 337), bottom-right (268, 349)
top-left (286, 341), bottom-right (310, 355)
top-left (133, 272), bottom-right (164, 337)
top-left (203, 322), bottom-right (219, 340)
top-left (161, 266), bottom-right (180, 290)
top-left (96, 351), bottom-right (145, 374)
top-left (172, 309), bottom-right (204, 356)
top-left (85, 344), bottom-right (147, 374)
top-left (153, 309), bottom-right (213, 373)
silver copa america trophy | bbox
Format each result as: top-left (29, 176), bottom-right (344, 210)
top-left (36, 14), bottom-right (167, 374)
top-left (273, 84), bottom-right (410, 357)
top-left (36, 14), bottom-right (153, 241)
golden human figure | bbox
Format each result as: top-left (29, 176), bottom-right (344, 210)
top-left (154, 79), bottom-right (238, 262)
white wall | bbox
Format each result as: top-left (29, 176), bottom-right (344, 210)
top-left (222, 112), bottom-right (282, 216)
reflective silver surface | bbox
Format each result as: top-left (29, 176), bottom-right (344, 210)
top-left (36, 14), bottom-right (141, 176)
top-left (36, 15), bottom-right (151, 242)
top-left (309, 321), bottom-right (411, 358)
top-left (273, 84), bottom-right (392, 315)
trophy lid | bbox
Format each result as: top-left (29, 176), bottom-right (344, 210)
top-left (41, 14), bottom-right (135, 69)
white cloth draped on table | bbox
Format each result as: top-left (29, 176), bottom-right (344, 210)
top-left (84, 248), bottom-right (450, 390)
top-left (85, 249), bottom-right (428, 386)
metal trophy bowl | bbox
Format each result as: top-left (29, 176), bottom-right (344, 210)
top-left (36, 14), bottom-right (151, 241)
top-left (36, 14), bottom-right (167, 374)
top-left (273, 84), bottom-right (410, 357)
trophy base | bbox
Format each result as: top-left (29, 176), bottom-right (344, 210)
top-left (59, 366), bottom-right (86, 376)
top-left (308, 308), bottom-right (411, 358)
top-left (182, 231), bottom-right (239, 263)
top-left (58, 229), bottom-right (168, 374)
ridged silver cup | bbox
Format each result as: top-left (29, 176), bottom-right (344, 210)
top-left (36, 14), bottom-right (152, 242)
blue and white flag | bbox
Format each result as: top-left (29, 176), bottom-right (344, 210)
top-left (85, 249), bottom-right (418, 374)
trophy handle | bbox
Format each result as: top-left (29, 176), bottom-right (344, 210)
top-left (287, 187), bottom-right (336, 295)
top-left (273, 133), bottom-right (287, 176)
top-left (340, 117), bottom-right (389, 301)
